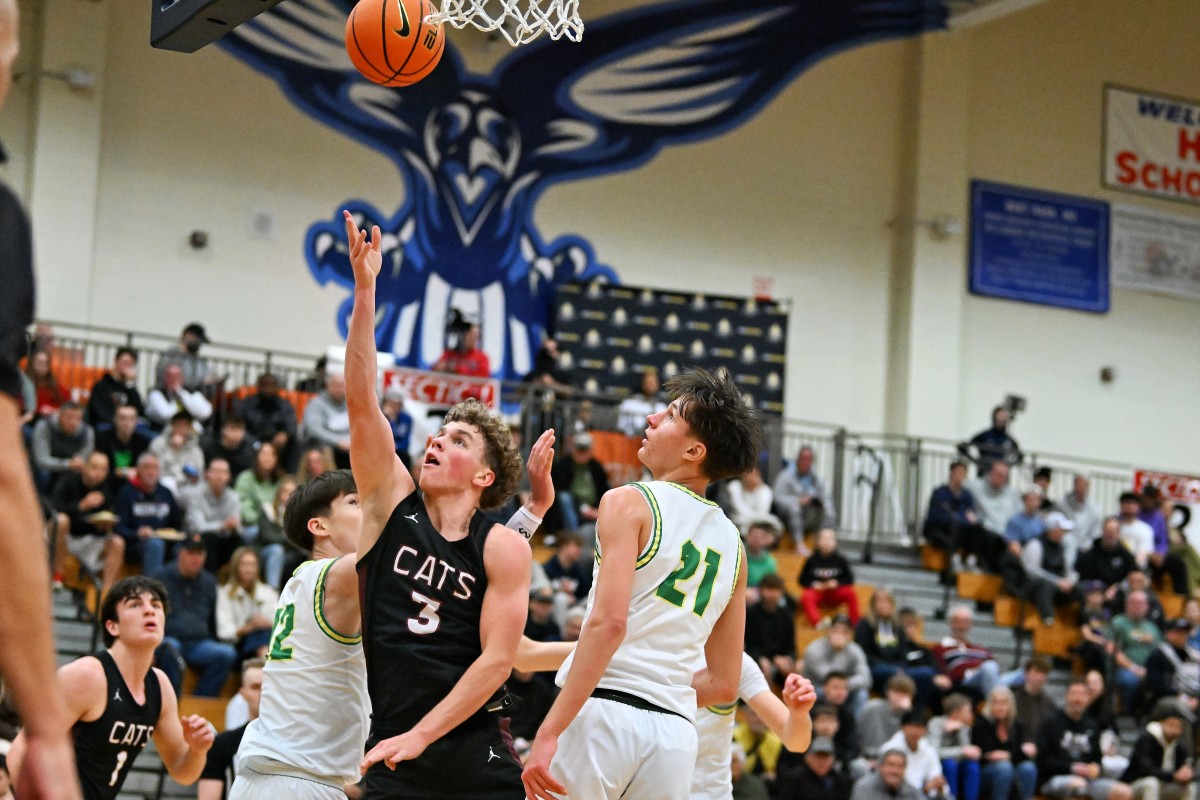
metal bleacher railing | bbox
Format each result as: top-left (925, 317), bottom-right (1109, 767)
top-left (40, 320), bottom-right (1146, 555)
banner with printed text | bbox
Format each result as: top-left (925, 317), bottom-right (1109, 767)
top-left (1111, 204), bottom-right (1200, 302)
top-left (1104, 85), bottom-right (1200, 206)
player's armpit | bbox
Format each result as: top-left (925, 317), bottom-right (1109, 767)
top-left (693, 545), bottom-right (747, 708)
top-left (320, 554), bottom-right (363, 639)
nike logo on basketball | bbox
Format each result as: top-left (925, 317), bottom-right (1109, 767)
top-left (393, 0), bottom-right (411, 37)
top-left (404, 513), bottom-right (419, 523)
top-left (488, 747), bottom-right (500, 762)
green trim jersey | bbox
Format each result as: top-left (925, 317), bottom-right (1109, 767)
top-left (236, 557), bottom-right (368, 786)
top-left (691, 653), bottom-right (770, 800)
top-left (557, 481), bottom-right (744, 722)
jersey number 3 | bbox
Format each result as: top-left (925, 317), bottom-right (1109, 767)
top-left (656, 540), bottom-right (722, 616)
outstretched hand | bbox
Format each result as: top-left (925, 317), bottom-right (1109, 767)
top-left (526, 429), bottom-right (556, 518)
top-left (781, 673), bottom-right (817, 714)
top-left (343, 210), bottom-right (383, 288)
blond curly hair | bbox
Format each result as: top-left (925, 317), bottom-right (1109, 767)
top-left (442, 399), bottom-right (522, 510)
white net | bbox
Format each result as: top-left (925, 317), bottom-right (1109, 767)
top-left (425, 0), bottom-right (583, 46)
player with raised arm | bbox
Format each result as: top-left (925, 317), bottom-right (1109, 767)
top-left (8, 577), bottom-right (215, 800)
top-left (523, 367), bottom-right (764, 800)
top-left (342, 212), bottom-right (536, 799)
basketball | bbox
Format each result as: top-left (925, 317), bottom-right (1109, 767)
top-left (345, 0), bottom-right (445, 87)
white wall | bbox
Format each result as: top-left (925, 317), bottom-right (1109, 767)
top-left (5, 0), bottom-right (1200, 470)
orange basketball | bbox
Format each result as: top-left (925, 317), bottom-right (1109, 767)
top-left (345, 0), bottom-right (445, 88)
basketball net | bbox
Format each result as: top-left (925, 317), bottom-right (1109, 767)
top-left (425, 0), bottom-right (583, 46)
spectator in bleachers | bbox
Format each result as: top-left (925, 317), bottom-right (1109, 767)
top-left (238, 372), bottom-right (298, 472)
top-left (933, 606), bottom-right (1000, 702)
top-left (959, 406), bottom-right (1022, 476)
top-left (255, 475), bottom-right (297, 590)
top-left (616, 368), bottom-right (666, 437)
top-left (200, 415), bottom-right (255, 480)
top-left (975, 685), bottom-right (1038, 800)
top-left (562, 606), bottom-right (585, 643)
top-left (1078, 518), bottom-right (1138, 595)
top-left (1110, 570), bottom-right (1166, 630)
top-left (215, 548), bottom-right (277, 662)
top-left (743, 521), bottom-right (780, 602)
top-left (1006, 657), bottom-right (1059, 740)
top-left (1122, 708), bottom-right (1194, 800)
top-left (801, 618), bottom-right (868, 714)
top-left (183, 458), bottom-right (243, 573)
top-left (16, 370), bottom-right (35, 430)
top-left (506, 665), bottom-right (557, 759)
top-left (523, 337), bottom-right (573, 391)
top-left (812, 670), bottom-right (867, 746)
top-left (156, 322), bottom-right (217, 392)
top-left (1011, 511), bottom-right (1080, 626)
top-left (928, 693), bottom-right (981, 800)
top-left (1142, 619), bottom-right (1200, 718)
top-left (549, 432), bottom-right (609, 537)
top-left (1083, 670), bottom-right (1120, 746)
top-left (149, 411), bottom-right (205, 494)
top-left (1119, 493), bottom-right (1156, 570)
top-left (146, 363), bottom-right (213, 430)
top-left (806, 702), bottom-right (860, 776)
top-left (1112, 591), bottom-right (1163, 714)
top-left (966, 462), bottom-right (1021, 569)
top-left (1004, 486), bottom-right (1046, 554)
top-left (525, 586), bottom-right (561, 643)
top-left (1139, 486), bottom-right (1189, 596)
top-left (114, 452), bottom-right (182, 576)
top-left (1062, 474), bottom-right (1102, 564)
top-left (30, 401), bottom-right (93, 493)
top-left (733, 703), bottom-right (783, 782)
top-left (1162, 501), bottom-right (1200, 597)
top-left (24, 348), bottom-right (65, 420)
top-left (774, 736), bottom-right (851, 800)
top-left (295, 355), bottom-right (327, 394)
top-left (1185, 599), bottom-right (1200, 651)
top-left (1032, 467), bottom-right (1054, 509)
top-left (197, 658), bottom-right (264, 800)
top-left (1036, 679), bottom-right (1132, 800)
top-left (746, 573), bottom-right (797, 686)
top-left (297, 443), bottom-right (334, 484)
top-left (433, 322), bottom-right (490, 377)
top-left (799, 528), bottom-right (860, 626)
top-left (881, 711), bottom-right (947, 799)
top-left (85, 346), bottom-right (144, 426)
top-left (731, 744), bottom-right (771, 800)
top-left (95, 403), bottom-right (151, 487)
top-left (50, 450), bottom-right (123, 593)
top-left (382, 387), bottom-right (413, 468)
top-left (1078, 582), bottom-right (1114, 673)
top-left (301, 371), bottom-right (350, 468)
top-left (234, 441), bottom-right (284, 539)
top-left (157, 533), bottom-right (238, 698)
top-left (856, 588), bottom-right (938, 708)
top-left (922, 461), bottom-right (993, 575)
top-left (541, 531), bottom-right (591, 608)
top-left (726, 466), bottom-right (780, 535)
top-left (853, 749), bottom-right (925, 800)
top-left (774, 445), bottom-right (835, 553)
top-left (858, 674), bottom-right (916, 762)
top-left (898, 607), bottom-right (938, 667)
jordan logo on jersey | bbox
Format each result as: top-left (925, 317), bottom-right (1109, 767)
top-left (113, 688), bottom-right (122, 702)
top-left (404, 513), bottom-right (419, 523)
top-left (487, 747), bottom-right (500, 762)
top-left (392, 545), bottom-right (477, 600)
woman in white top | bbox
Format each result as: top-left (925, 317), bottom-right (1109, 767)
top-left (725, 465), bottom-right (781, 533)
top-left (216, 547), bottom-right (279, 660)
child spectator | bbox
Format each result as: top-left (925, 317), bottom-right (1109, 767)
top-left (928, 693), bottom-right (982, 800)
top-left (798, 528), bottom-right (859, 626)
top-left (743, 520), bottom-right (779, 601)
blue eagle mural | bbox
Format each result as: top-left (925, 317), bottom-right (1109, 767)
top-left (222, 0), bottom-right (946, 379)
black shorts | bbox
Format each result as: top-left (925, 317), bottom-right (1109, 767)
top-left (363, 717), bottom-right (524, 800)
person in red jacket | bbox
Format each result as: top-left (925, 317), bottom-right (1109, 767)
top-left (433, 323), bottom-right (490, 377)
top-left (932, 605), bottom-right (1001, 702)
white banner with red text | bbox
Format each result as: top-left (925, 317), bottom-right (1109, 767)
top-left (1105, 85), bottom-right (1200, 206)
top-left (383, 366), bottom-right (500, 409)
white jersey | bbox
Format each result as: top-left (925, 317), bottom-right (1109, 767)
top-left (557, 481), bottom-right (743, 721)
top-left (235, 558), bottom-right (369, 786)
top-left (691, 653), bottom-right (771, 800)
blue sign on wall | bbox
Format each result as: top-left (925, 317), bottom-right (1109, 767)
top-left (969, 180), bottom-right (1110, 313)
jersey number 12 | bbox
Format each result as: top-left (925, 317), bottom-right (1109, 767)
top-left (656, 540), bottom-right (722, 616)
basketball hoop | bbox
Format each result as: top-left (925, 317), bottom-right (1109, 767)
top-left (425, 0), bottom-right (583, 46)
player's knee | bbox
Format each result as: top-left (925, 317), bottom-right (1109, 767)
top-left (108, 534), bottom-right (126, 555)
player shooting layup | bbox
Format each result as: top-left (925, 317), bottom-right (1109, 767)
top-left (523, 367), bottom-right (764, 800)
top-left (344, 212), bottom-right (534, 800)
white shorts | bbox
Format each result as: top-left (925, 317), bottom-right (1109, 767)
top-left (551, 696), bottom-right (698, 800)
top-left (67, 535), bottom-right (108, 574)
top-left (228, 758), bottom-right (348, 800)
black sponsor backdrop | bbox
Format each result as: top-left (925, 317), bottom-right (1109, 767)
top-left (553, 282), bottom-right (789, 414)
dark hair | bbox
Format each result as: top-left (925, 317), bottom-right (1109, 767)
top-left (556, 531), bottom-right (584, 550)
top-left (822, 671), bottom-right (848, 685)
top-left (885, 674), bottom-right (916, 696)
top-left (812, 703), bottom-right (838, 719)
top-left (663, 367), bottom-right (763, 481)
top-left (115, 346), bottom-right (138, 362)
top-left (1119, 491), bottom-right (1140, 505)
top-left (241, 656), bottom-right (266, 678)
top-left (100, 577), bottom-right (169, 647)
top-left (950, 461), bottom-right (968, 473)
top-left (1026, 655), bottom-right (1052, 674)
top-left (758, 573), bottom-right (785, 592)
top-left (222, 415), bottom-right (246, 428)
top-left (59, 400), bottom-right (82, 414)
top-left (1034, 466), bottom-right (1052, 481)
top-left (441, 399), bottom-right (522, 510)
top-left (283, 470), bottom-right (358, 551)
top-left (1065, 677), bottom-right (1089, 692)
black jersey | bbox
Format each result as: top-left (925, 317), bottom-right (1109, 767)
top-left (72, 651), bottom-right (162, 800)
top-left (358, 491), bottom-right (503, 736)
top-left (0, 182), bottom-right (34, 401)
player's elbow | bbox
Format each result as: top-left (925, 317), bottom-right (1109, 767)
top-left (708, 672), bottom-right (740, 705)
top-left (585, 613), bottom-right (627, 645)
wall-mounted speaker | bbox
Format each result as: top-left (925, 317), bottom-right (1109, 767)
top-left (151, 0), bottom-right (287, 53)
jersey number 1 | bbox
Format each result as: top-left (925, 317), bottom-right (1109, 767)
top-left (656, 540), bottom-right (721, 616)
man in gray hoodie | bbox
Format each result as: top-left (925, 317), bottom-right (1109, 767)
top-left (802, 615), bottom-right (871, 716)
top-left (31, 401), bottom-right (94, 494)
top-left (301, 372), bottom-right (350, 468)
